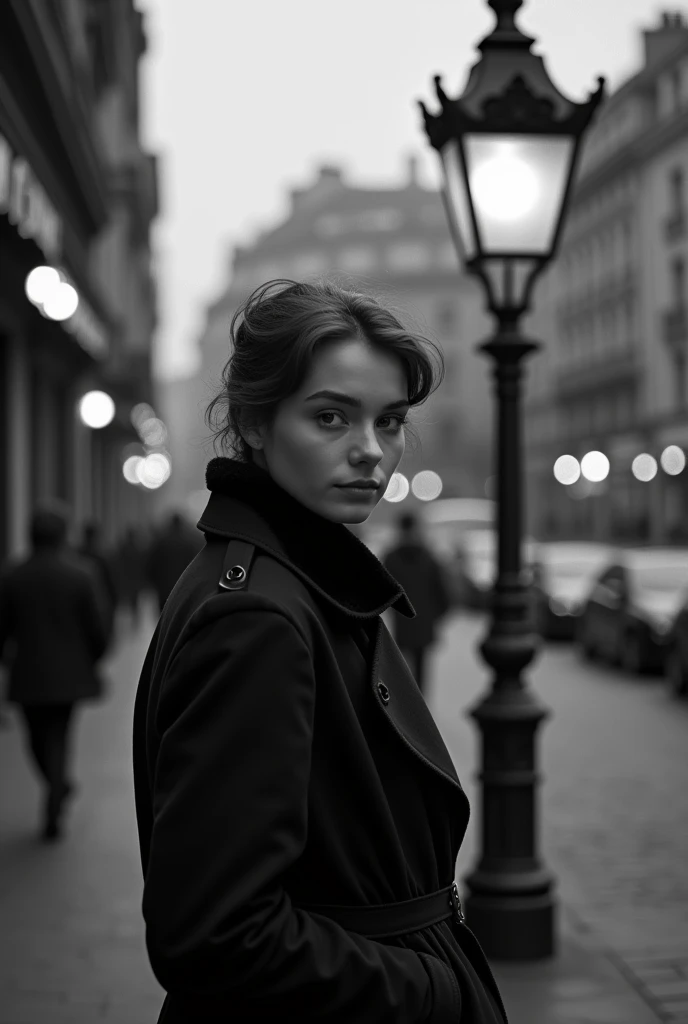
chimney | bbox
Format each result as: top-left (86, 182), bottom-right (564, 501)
top-left (643, 10), bottom-right (688, 67)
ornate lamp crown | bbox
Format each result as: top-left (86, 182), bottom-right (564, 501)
top-left (419, 1), bottom-right (605, 145)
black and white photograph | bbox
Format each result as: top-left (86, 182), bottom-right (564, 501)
top-left (1, 1), bottom-right (687, 1021)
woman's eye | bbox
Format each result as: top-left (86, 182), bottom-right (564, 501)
top-left (316, 411), bottom-right (346, 428)
top-left (380, 415), bottom-right (408, 431)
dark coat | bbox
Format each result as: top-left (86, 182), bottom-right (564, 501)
top-left (132, 458), bottom-right (507, 1024)
top-left (0, 548), bottom-right (109, 705)
top-left (383, 541), bottom-right (451, 650)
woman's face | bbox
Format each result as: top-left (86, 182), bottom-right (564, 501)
top-left (247, 337), bottom-right (409, 523)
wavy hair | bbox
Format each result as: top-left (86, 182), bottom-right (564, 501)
top-left (205, 278), bottom-right (445, 461)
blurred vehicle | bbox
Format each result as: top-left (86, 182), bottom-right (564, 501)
top-left (531, 542), bottom-right (613, 640)
top-left (664, 593), bottom-right (688, 697)
top-left (576, 549), bottom-right (688, 674)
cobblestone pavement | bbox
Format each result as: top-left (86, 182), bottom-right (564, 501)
top-left (429, 611), bottom-right (688, 1024)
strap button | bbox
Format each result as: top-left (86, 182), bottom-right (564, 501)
top-left (377, 681), bottom-right (390, 705)
top-left (226, 566), bottom-right (246, 582)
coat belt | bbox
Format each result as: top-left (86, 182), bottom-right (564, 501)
top-left (294, 883), bottom-right (464, 939)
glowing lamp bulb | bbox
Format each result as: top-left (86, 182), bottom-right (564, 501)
top-left (472, 148), bottom-right (539, 222)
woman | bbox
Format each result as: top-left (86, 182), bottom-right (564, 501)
top-left (132, 280), bottom-right (507, 1023)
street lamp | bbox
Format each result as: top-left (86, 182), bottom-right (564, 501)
top-left (419, 0), bottom-right (605, 960)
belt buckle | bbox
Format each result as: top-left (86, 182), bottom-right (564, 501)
top-left (450, 881), bottom-right (465, 924)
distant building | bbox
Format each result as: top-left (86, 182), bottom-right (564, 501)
top-left (524, 11), bottom-right (688, 544)
top-left (0, 1), bottom-right (158, 558)
top-left (162, 157), bottom-right (495, 519)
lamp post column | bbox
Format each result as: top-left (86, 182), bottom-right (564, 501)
top-left (463, 313), bottom-right (557, 960)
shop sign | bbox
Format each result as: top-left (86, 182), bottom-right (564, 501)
top-left (0, 131), bottom-right (63, 261)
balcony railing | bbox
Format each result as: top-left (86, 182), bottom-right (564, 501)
top-left (664, 209), bottom-right (687, 243)
top-left (663, 306), bottom-right (688, 349)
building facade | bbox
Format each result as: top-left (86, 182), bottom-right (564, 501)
top-left (0, 0), bottom-right (158, 560)
top-left (524, 11), bottom-right (688, 544)
top-left (161, 158), bottom-right (495, 523)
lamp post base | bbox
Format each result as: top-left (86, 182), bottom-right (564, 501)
top-left (463, 890), bottom-right (556, 961)
top-left (462, 677), bottom-right (557, 960)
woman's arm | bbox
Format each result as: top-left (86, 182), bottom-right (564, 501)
top-left (142, 604), bottom-right (459, 1022)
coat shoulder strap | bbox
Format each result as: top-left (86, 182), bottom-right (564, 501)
top-left (218, 539), bottom-right (256, 592)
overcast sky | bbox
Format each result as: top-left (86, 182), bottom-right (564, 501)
top-left (135, 0), bottom-right (683, 381)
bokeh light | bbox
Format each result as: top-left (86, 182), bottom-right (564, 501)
top-left (78, 390), bottom-right (115, 429)
top-left (123, 456), bottom-right (144, 484)
top-left (139, 417), bottom-right (168, 447)
top-left (660, 445), bottom-right (686, 476)
top-left (136, 452), bottom-right (171, 489)
top-left (553, 454), bottom-right (581, 485)
top-left (383, 472), bottom-right (410, 503)
top-left (25, 266), bottom-right (59, 305)
top-left (631, 454), bottom-right (658, 482)
top-left (411, 470), bottom-right (443, 501)
top-left (42, 281), bottom-right (79, 321)
top-left (580, 451), bottom-right (610, 482)
top-left (131, 402), bottom-right (156, 431)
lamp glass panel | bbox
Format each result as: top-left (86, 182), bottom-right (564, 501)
top-left (464, 134), bottom-right (574, 255)
top-left (440, 140), bottom-right (478, 260)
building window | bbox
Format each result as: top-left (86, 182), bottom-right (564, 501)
top-left (386, 242), bottom-right (432, 272)
top-left (665, 167), bottom-right (686, 242)
top-left (437, 240), bottom-right (459, 270)
top-left (337, 246), bottom-right (377, 274)
top-left (290, 251), bottom-right (328, 278)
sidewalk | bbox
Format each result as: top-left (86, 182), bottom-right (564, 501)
top-left (0, 605), bottom-right (669, 1023)
top-left (490, 912), bottom-right (663, 1024)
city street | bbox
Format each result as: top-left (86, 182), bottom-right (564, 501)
top-left (0, 604), bottom-right (687, 1022)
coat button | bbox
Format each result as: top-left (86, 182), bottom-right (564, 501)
top-left (377, 681), bottom-right (390, 705)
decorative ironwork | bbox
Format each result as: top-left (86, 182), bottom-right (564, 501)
top-left (482, 75), bottom-right (555, 131)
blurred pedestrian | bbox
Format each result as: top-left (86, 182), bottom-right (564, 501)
top-left (145, 511), bottom-right (203, 615)
top-left (0, 504), bottom-right (110, 841)
top-left (114, 525), bottom-right (146, 626)
top-left (77, 519), bottom-right (118, 642)
top-left (382, 511), bottom-right (451, 696)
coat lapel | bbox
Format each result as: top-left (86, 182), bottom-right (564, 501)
top-left (369, 618), bottom-right (467, 798)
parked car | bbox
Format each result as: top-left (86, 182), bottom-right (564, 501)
top-left (531, 542), bottom-right (613, 640)
top-left (664, 593), bottom-right (688, 697)
top-left (576, 549), bottom-right (688, 674)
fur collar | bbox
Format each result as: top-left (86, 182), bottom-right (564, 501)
top-left (198, 457), bottom-right (414, 621)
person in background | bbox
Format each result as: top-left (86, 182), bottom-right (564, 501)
top-left (383, 511), bottom-right (452, 697)
top-left (145, 511), bottom-right (203, 615)
top-left (77, 520), bottom-right (118, 642)
top-left (114, 525), bottom-right (147, 627)
top-left (0, 504), bottom-right (110, 841)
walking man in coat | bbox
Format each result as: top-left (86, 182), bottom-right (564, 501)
top-left (145, 511), bottom-right (204, 616)
top-left (382, 512), bottom-right (452, 697)
top-left (0, 505), bottom-right (111, 841)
